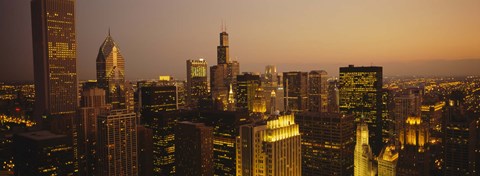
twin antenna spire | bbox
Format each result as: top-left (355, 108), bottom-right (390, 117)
top-left (221, 20), bottom-right (227, 32)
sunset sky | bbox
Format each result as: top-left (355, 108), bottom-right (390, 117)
top-left (1, 0), bottom-right (480, 80)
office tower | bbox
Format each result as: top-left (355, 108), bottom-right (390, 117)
top-left (251, 87), bottom-right (267, 113)
top-left (175, 122), bottom-right (214, 176)
top-left (137, 125), bottom-right (154, 176)
top-left (77, 88), bottom-right (110, 175)
top-left (13, 130), bottom-right (75, 176)
top-left (217, 25), bottom-right (230, 64)
top-left (263, 65), bottom-right (278, 87)
top-left (236, 114), bottom-right (301, 176)
top-left (210, 26), bottom-right (240, 110)
top-left (186, 59), bottom-right (209, 109)
top-left (393, 90), bottom-right (421, 145)
top-left (308, 70), bottom-right (328, 112)
top-left (283, 72), bottom-right (308, 113)
top-left (187, 110), bottom-right (250, 176)
top-left (31, 0), bottom-right (78, 121)
top-left (138, 81), bottom-right (181, 175)
top-left (339, 65), bottom-right (383, 154)
top-left (296, 112), bottom-right (355, 176)
top-left (125, 82), bottom-right (135, 113)
top-left (443, 92), bottom-right (478, 175)
top-left (354, 122), bottom-right (375, 176)
top-left (396, 116), bottom-right (430, 176)
top-left (97, 110), bottom-right (138, 176)
top-left (327, 79), bottom-right (340, 112)
top-left (236, 73), bottom-right (261, 112)
top-left (270, 90), bottom-right (277, 113)
top-left (378, 145), bottom-right (398, 176)
top-left (96, 31), bottom-right (127, 110)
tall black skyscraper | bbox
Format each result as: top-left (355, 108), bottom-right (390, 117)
top-left (31, 0), bottom-right (78, 120)
top-left (339, 65), bottom-right (383, 155)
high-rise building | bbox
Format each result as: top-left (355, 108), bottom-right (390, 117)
top-left (283, 72), bottom-right (308, 113)
top-left (236, 114), bottom-right (301, 176)
top-left (236, 73), bottom-right (261, 112)
top-left (308, 70), bottom-right (328, 112)
top-left (96, 32), bottom-right (127, 110)
top-left (13, 130), bottom-right (75, 176)
top-left (77, 87), bottom-right (110, 175)
top-left (327, 79), bottom-right (340, 113)
top-left (186, 59), bottom-right (209, 109)
top-left (296, 112), bottom-right (355, 176)
top-left (339, 65), bottom-right (383, 154)
top-left (31, 0), bottom-right (78, 121)
top-left (175, 121), bottom-right (214, 176)
top-left (377, 145), bottom-right (398, 176)
top-left (210, 26), bottom-right (240, 110)
top-left (138, 81), bottom-right (181, 175)
top-left (97, 110), bottom-right (138, 176)
top-left (393, 90), bottom-right (421, 146)
top-left (354, 122), bottom-right (375, 176)
top-left (263, 65), bottom-right (279, 87)
top-left (137, 125), bottom-right (154, 176)
top-left (396, 116), bottom-right (430, 176)
top-left (443, 92), bottom-right (478, 175)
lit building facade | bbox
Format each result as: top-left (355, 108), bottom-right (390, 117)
top-left (296, 112), bottom-right (355, 176)
top-left (377, 145), bottom-right (398, 176)
top-left (396, 116), bottom-right (430, 176)
top-left (175, 121), bottom-right (214, 176)
top-left (96, 32), bottom-right (127, 110)
top-left (186, 59), bottom-right (209, 109)
top-left (339, 65), bottom-right (383, 155)
top-left (308, 70), bottom-right (328, 113)
top-left (97, 110), bottom-right (138, 176)
top-left (283, 72), bottom-right (308, 113)
top-left (354, 122), bottom-right (375, 176)
top-left (13, 130), bottom-right (75, 176)
top-left (139, 81), bottom-right (180, 175)
top-left (236, 114), bottom-right (301, 176)
top-left (31, 0), bottom-right (78, 120)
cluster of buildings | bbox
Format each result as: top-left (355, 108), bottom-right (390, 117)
top-left (0, 0), bottom-right (479, 176)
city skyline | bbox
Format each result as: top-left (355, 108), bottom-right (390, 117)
top-left (1, 0), bottom-right (480, 81)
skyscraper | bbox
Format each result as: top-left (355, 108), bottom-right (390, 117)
top-left (354, 122), bottom-right (375, 176)
top-left (186, 59), bottom-right (208, 109)
top-left (339, 65), bottom-right (383, 154)
top-left (138, 81), bottom-right (180, 175)
top-left (96, 32), bottom-right (126, 110)
top-left (308, 70), bottom-right (328, 112)
top-left (210, 26), bottom-right (240, 110)
top-left (13, 130), bottom-right (75, 176)
top-left (296, 112), bottom-right (355, 176)
top-left (31, 0), bottom-right (78, 120)
top-left (97, 110), bottom-right (138, 176)
top-left (396, 116), bottom-right (430, 176)
top-left (443, 92), bottom-right (478, 175)
top-left (77, 87), bottom-right (110, 175)
top-left (377, 145), bottom-right (398, 176)
top-left (175, 121), bottom-right (214, 176)
top-left (236, 73), bottom-right (261, 112)
top-left (283, 72), bottom-right (308, 113)
top-left (137, 125), bottom-right (154, 176)
top-left (236, 114), bottom-right (301, 176)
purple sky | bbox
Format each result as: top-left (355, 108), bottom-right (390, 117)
top-left (1, 0), bottom-right (480, 81)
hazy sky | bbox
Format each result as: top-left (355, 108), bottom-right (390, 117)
top-left (1, 0), bottom-right (480, 81)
